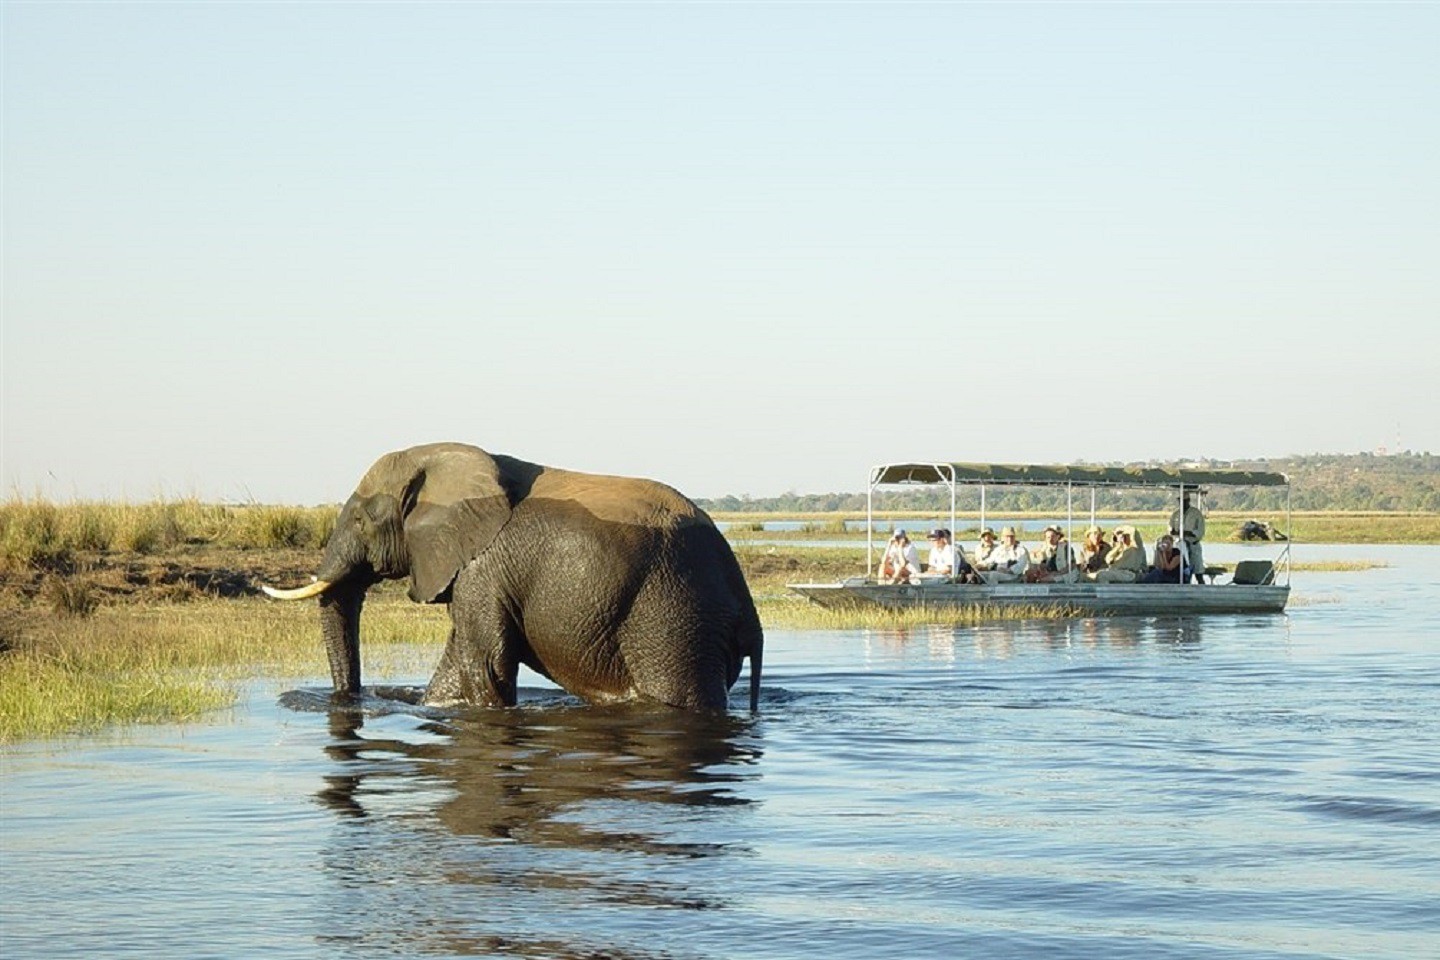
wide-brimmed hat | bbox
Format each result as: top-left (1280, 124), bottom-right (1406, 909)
top-left (979, 527), bottom-right (996, 539)
top-left (1000, 526), bottom-right (1018, 538)
top-left (1085, 525), bottom-right (1103, 537)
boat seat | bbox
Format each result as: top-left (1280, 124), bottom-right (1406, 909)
top-left (1202, 564), bottom-right (1228, 584)
top-left (1231, 559), bottom-right (1276, 586)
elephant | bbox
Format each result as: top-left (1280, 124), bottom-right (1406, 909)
top-left (263, 443), bottom-right (763, 712)
top-left (1239, 519), bottom-right (1287, 542)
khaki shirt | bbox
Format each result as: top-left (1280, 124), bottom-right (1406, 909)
top-left (1105, 544), bottom-right (1147, 575)
top-left (1033, 539), bottom-right (1075, 574)
top-left (1170, 505), bottom-right (1206, 543)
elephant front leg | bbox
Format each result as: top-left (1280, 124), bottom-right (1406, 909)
top-left (423, 608), bottom-right (523, 708)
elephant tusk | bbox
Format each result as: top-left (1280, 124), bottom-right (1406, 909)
top-left (261, 578), bottom-right (333, 601)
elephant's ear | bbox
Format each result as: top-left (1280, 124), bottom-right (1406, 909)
top-left (402, 446), bottom-right (515, 603)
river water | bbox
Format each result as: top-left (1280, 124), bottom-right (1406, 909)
top-left (3, 545), bottom-right (1439, 959)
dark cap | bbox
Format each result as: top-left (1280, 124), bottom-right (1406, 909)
top-left (927, 528), bottom-right (949, 540)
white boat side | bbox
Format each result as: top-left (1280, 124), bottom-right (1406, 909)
top-left (786, 459), bottom-right (1293, 617)
top-left (788, 578), bottom-right (1290, 615)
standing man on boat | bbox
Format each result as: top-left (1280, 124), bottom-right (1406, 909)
top-left (1170, 492), bottom-right (1207, 584)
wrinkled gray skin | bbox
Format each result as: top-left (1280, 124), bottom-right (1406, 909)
top-left (301, 443), bottom-right (762, 712)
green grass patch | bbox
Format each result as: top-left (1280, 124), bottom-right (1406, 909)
top-left (732, 544), bottom-right (866, 600)
top-left (0, 587), bottom-right (447, 742)
top-left (757, 596), bottom-right (1084, 630)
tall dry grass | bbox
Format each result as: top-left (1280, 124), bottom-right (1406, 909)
top-left (0, 497), bottom-right (337, 570)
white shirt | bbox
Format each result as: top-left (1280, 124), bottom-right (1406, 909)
top-left (882, 540), bottom-right (920, 571)
top-left (991, 540), bottom-right (1030, 575)
top-left (927, 541), bottom-right (956, 573)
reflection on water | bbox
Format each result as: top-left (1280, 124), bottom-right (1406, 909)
top-left (312, 696), bottom-right (760, 849)
top-left (279, 694), bottom-right (765, 958)
top-left (864, 615), bottom-right (1216, 663)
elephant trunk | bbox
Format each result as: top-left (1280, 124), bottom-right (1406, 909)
top-left (318, 580), bottom-right (366, 695)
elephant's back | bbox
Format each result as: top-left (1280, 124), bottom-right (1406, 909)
top-left (522, 465), bottom-right (713, 532)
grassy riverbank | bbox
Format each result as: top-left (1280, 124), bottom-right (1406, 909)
top-left (0, 581), bottom-right (443, 741)
top-left (0, 498), bottom-right (1425, 741)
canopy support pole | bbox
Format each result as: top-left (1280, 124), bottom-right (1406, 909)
top-left (866, 469), bottom-right (876, 578)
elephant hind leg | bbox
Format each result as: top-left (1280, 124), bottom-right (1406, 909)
top-left (619, 617), bottom-right (741, 712)
top-left (633, 668), bottom-right (732, 712)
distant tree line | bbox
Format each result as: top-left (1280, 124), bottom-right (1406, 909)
top-left (698, 452), bottom-right (1440, 514)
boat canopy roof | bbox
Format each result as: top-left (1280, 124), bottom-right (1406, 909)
top-left (870, 462), bottom-right (1289, 490)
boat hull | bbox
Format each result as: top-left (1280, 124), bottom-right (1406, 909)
top-left (787, 579), bottom-right (1289, 616)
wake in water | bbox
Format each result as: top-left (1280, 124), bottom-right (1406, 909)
top-left (276, 684), bottom-right (586, 718)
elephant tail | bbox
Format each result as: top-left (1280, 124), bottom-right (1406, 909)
top-left (744, 613), bottom-right (764, 713)
top-left (749, 642), bottom-right (763, 713)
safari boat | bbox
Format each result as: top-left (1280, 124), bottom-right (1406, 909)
top-left (787, 462), bottom-right (1292, 616)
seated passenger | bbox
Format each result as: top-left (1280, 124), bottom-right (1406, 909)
top-left (1026, 525), bottom-right (1078, 583)
top-left (1141, 534), bottom-right (1184, 583)
top-left (922, 528), bottom-right (954, 576)
top-left (982, 526), bottom-right (1030, 583)
top-left (1095, 527), bottom-right (1146, 582)
top-left (923, 528), bottom-right (981, 583)
top-left (877, 528), bottom-right (921, 584)
top-left (972, 528), bottom-right (999, 572)
top-left (1078, 525), bottom-right (1110, 577)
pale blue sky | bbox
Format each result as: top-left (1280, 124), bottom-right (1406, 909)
top-left (3, 2), bottom-right (1437, 504)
